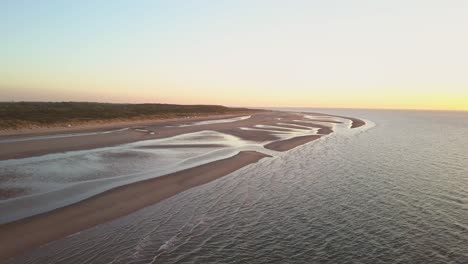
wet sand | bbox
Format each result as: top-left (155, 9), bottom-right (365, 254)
top-left (0, 111), bottom-right (365, 261)
top-left (0, 151), bottom-right (269, 261)
top-left (0, 111), bottom-right (363, 160)
top-left (265, 135), bottom-right (322, 152)
top-left (303, 112), bottom-right (366, 128)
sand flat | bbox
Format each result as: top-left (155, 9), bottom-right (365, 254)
top-left (0, 151), bottom-right (269, 261)
top-left (265, 135), bottom-right (322, 151)
top-left (0, 111), bottom-right (366, 262)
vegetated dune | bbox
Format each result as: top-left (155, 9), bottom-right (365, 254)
top-left (0, 102), bottom-right (263, 130)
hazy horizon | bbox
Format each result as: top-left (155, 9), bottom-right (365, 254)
top-left (2, 100), bottom-right (468, 113)
top-left (2, 1), bottom-right (468, 110)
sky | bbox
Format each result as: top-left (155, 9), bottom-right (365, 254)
top-left (1, 0), bottom-right (468, 110)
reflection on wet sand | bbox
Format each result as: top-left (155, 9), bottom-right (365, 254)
top-left (0, 112), bottom-right (360, 221)
top-left (0, 111), bottom-right (366, 261)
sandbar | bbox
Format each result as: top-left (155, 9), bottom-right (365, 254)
top-left (0, 151), bottom-right (269, 261)
top-left (0, 110), bottom-right (366, 261)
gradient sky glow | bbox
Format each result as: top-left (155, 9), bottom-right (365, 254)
top-left (2, 0), bottom-right (468, 110)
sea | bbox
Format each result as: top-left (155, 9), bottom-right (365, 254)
top-left (7, 109), bottom-right (468, 264)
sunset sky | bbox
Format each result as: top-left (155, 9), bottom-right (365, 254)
top-left (1, 1), bottom-right (468, 110)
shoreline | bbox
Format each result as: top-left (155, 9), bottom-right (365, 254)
top-left (302, 112), bottom-right (366, 128)
top-left (0, 111), bottom-right (364, 161)
top-left (0, 111), bottom-right (366, 262)
top-left (0, 151), bottom-right (270, 261)
top-left (265, 135), bottom-right (322, 152)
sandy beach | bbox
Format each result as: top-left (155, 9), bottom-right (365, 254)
top-left (0, 151), bottom-right (269, 261)
top-left (0, 111), bottom-right (364, 160)
top-left (0, 110), bottom-right (365, 261)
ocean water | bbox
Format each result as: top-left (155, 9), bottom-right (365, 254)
top-left (8, 109), bottom-right (468, 264)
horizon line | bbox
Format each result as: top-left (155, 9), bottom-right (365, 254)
top-left (2, 100), bottom-right (467, 113)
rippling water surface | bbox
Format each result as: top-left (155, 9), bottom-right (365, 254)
top-left (9, 110), bottom-right (468, 264)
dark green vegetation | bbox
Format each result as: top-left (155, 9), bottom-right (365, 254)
top-left (0, 102), bottom-right (260, 129)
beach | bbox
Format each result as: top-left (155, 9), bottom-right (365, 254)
top-left (0, 151), bottom-right (269, 260)
top-left (0, 110), bottom-right (364, 261)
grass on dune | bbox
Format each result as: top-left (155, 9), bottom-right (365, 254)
top-left (0, 102), bottom-right (260, 129)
